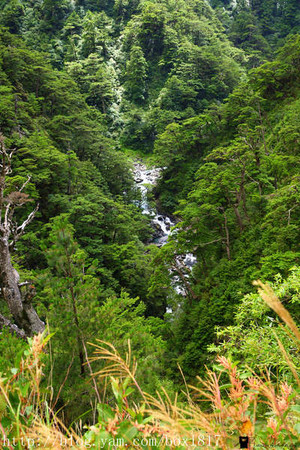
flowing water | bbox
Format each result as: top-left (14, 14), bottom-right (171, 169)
top-left (133, 161), bottom-right (197, 298)
top-left (133, 161), bottom-right (175, 246)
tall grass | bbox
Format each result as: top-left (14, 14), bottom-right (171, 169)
top-left (0, 282), bottom-right (299, 449)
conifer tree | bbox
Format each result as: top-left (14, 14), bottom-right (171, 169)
top-left (124, 45), bottom-right (147, 104)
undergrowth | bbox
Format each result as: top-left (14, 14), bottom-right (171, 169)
top-left (0, 282), bottom-right (299, 449)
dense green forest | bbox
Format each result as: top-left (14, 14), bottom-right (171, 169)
top-left (0, 0), bottom-right (299, 448)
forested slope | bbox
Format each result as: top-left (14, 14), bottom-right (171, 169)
top-left (0, 24), bottom-right (172, 418)
top-left (153, 35), bottom-right (300, 375)
top-left (0, 0), bottom-right (299, 443)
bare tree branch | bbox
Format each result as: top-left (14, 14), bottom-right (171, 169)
top-left (0, 134), bottom-right (44, 337)
top-left (13, 204), bottom-right (39, 244)
top-left (4, 202), bottom-right (12, 228)
top-left (19, 175), bottom-right (31, 193)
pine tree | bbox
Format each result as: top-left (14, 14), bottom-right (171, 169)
top-left (124, 45), bottom-right (148, 104)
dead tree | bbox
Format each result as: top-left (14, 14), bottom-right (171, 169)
top-left (0, 135), bottom-right (44, 336)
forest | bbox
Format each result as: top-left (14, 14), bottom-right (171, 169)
top-left (0, 0), bottom-right (299, 448)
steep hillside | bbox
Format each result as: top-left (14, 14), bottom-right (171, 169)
top-left (0, 0), bottom-right (299, 432)
top-left (153, 35), bottom-right (300, 375)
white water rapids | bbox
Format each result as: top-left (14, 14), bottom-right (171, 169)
top-left (133, 161), bottom-right (175, 246)
top-left (133, 161), bottom-right (197, 299)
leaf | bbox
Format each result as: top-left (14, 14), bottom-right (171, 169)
top-left (97, 404), bottom-right (114, 422)
top-left (119, 423), bottom-right (138, 441)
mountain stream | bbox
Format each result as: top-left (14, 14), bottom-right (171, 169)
top-left (133, 161), bottom-right (196, 298)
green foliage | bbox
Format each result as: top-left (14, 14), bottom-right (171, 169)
top-left (81, 10), bottom-right (112, 58)
top-left (124, 45), bottom-right (147, 104)
top-left (33, 216), bottom-right (167, 422)
top-left (0, 332), bottom-right (52, 448)
top-left (209, 267), bottom-right (300, 380)
top-left (0, 0), bottom-right (299, 432)
top-left (0, 0), bottom-right (25, 34)
top-left (214, 0), bottom-right (300, 56)
top-left (1, 330), bottom-right (299, 449)
top-left (0, 329), bottom-right (27, 373)
top-left (66, 53), bottom-right (115, 113)
top-left (120, 0), bottom-right (244, 149)
top-left (152, 36), bottom-right (300, 378)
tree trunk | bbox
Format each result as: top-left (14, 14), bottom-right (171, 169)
top-left (0, 134), bottom-right (44, 337)
top-left (69, 284), bottom-right (85, 376)
top-left (233, 203), bottom-right (244, 233)
top-left (0, 313), bottom-right (26, 339)
top-left (0, 236), bottom-right (44, 336)
top-left (223, 212), bottom-right (231, 261)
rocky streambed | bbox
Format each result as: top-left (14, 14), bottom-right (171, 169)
top-left (133, 161), bottom-right (197, 289)
top-left (133, 161), bottom-right (176, 246)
